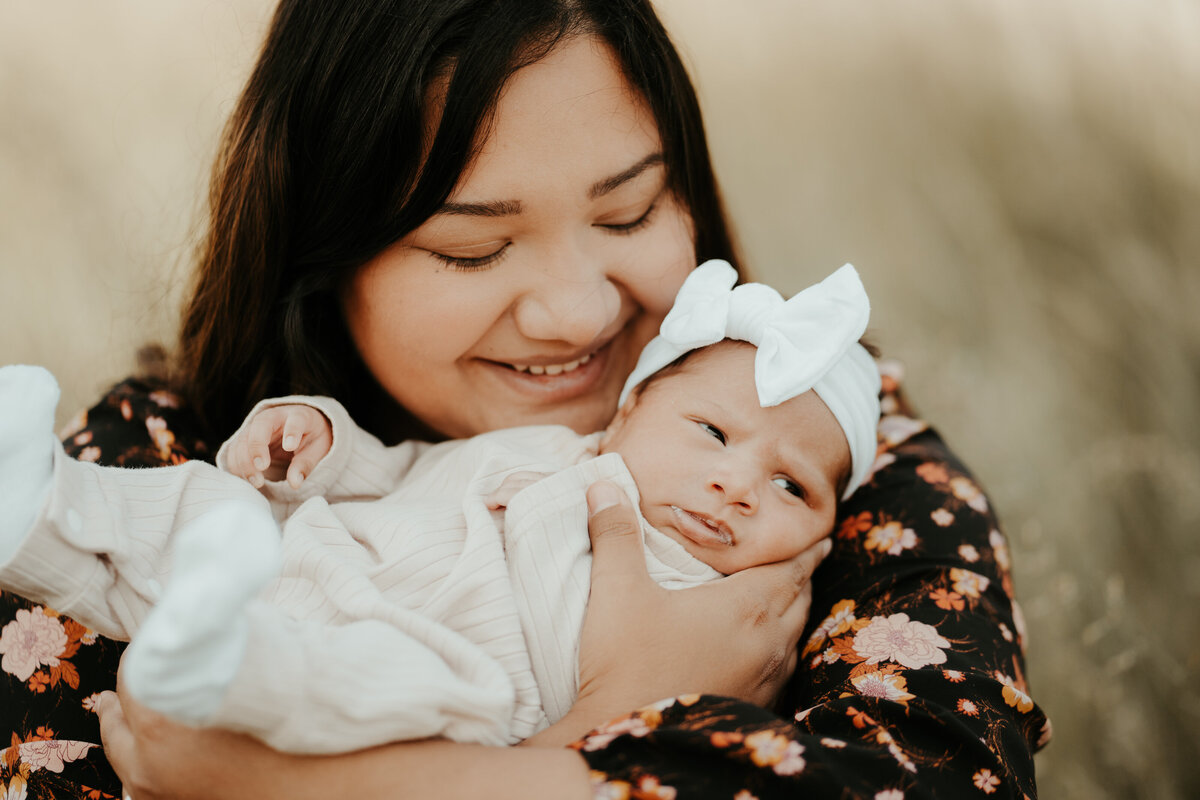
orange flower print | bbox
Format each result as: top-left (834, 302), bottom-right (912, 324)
top-left (744, 731), bottom-right (807, 775)
top-left (957, 699), bottom-right (979, 717)
top-left (864, 521), bottom-right (917, 556)
top-left (973, 768), bottom-right (1001, 793)
top-left (804, 599), bottom-right (858, 655)
top-left (734, 792), bottom-right (760, 800)
top-left (847, 706), bottom-right (878, 729)
top-left (998, 674), bottom-right (1035, 713)
top-left (949, 476), bottom-right (989, 513)
top-left (851, 669), bottom-right (916, 705)
top-left (710, 731), bottom-right (744, 748)
top-left (145, 416), bottom-right (176, 461)
top-left (944, 669), bottom-right (966, 683)
top-left (591, 774), bottom-right (631, 800)
top-left (634, 776), bottom-right (677, 799)
top-left (916, 462), bottom-right (949, 485)
top-left (579, 715), bottom-right (654, 752)
top-left (27, 670), bottom-right (50, 692)
top-left (950, 568), bottom-right (990, 599)
top-left (931, 508), bottom-right (955, 527)
top-left (838, 511), bottom-right (873, 540)
top-left (33, 726), bottom-right (55, 740)
top-left (120, 398), bottom-right (133, 421)
top-left (930, 588), bottom-right (965, 611)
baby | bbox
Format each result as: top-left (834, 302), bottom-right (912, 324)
top-left (0, 261), bottom-right (880, 753)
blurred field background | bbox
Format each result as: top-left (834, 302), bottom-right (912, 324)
top-left (2, 1), bottom-right (1197, 797)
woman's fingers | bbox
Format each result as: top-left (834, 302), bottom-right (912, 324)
top-left (96, 690), bottom-right (138, 786)
top-left (585, 481), bottom-right (654, 590)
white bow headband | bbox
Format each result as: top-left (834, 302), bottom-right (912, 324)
top-left (621, 260), bottom-right (882, 499)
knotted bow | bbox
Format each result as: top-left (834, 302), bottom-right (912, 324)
top-left (620, 260), bottom-right (882, 499)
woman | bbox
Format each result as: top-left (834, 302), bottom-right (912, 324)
top-left (0, 1), bottom-right (1047, 797)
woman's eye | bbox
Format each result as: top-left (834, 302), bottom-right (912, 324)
top-left (597, 201), bottom-right (657, 235)
top-left (772, 476), bottom-right (806, 500)
top-left (429, 242), bottom-right (510, 271)
top-left (697, 421), bottom-right (726, 444)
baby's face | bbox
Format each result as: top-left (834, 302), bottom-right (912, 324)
top-left (600, 340), bottom-right (850, 574)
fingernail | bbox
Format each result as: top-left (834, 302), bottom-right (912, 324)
top-left (588, 481), bottom-right (622, 514)
top-left (254, 456), bottom-right (268, 471)
top-left (283, 435), bottom-right (299, 451)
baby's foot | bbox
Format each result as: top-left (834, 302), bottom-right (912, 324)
top-left (122, 498), bottom-right (282, 725)
top-left (0, 365), bottom-right (60, 563)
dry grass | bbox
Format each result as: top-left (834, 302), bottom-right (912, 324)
top-left (3, 1), bottom-right (1198, 796)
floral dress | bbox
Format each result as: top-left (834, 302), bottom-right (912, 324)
top-left (0, 365), bottom-right (1048, 799)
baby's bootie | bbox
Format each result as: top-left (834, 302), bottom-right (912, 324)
top-left (122, 498), bottom-right (283, 725)
top-left (0, 365), bottom-right (60, 564)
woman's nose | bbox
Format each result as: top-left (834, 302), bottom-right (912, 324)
top-left (511, 260), bottom-right (621, 345)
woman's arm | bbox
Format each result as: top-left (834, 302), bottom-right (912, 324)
top-left (95, 480), bottom-right (827, 799)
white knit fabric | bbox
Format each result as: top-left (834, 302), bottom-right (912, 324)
top-left (0, 381), bottom-right (719, 754)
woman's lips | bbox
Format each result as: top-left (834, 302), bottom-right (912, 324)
top-left (669, 505), bottom-right (734, 547)
top-left (481, 340), bottom-right (612, 401)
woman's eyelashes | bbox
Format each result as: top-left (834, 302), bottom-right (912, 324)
top-left (429, 242), bottom-right (511, 271)
top-left (597, 200), bottom-right (658, 235)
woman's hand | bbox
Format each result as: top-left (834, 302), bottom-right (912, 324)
top-left (97, 677), bottom-right (591, 800)
top-left (531, 480), bottom-right (828, 745)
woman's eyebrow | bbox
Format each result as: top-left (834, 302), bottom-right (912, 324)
top-left (588, 152), bottom-right (665, 199)
top-left (435, 198), bottom-right (523, 218)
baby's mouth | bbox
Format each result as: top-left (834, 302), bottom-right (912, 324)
top-left (670, 506), bottom-right (734, 546)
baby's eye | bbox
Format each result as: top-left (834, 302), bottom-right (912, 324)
top-left (772, 476), bottom-right (805, 499)
top-left (697, 421), bottom-right (726, 444)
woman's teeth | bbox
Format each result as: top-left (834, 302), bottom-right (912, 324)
top-left (511, 353), bottom-right (592, 375)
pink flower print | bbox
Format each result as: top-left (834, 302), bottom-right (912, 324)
top-left (17, 739), bottom-right (95, 773)
top-left (989, 529), bottom-right (1011, 570)
top-left (951, 568), bottom-right (990, 599)
top-left (851, 670), bottom-right (916, 704)
top-left (734, 792), bottom-right (760, 800)
top-left (973, 768), bottom-right (1001, 793)
top-left (744, 731), bottom-right (806, 775)
top-left (949, 477), bottom-right (989, 513)
top-left (635, 776), bottom-right (676, 800)
top-left (853, 613), bottom-right (950, 668)
top-left (149, 390), bottom-right (182, 409)
top-left (875, 791), bottom-right (905, 800)
top-left (864, 521), bottom-right (917, 556)
top-left (878, 415), bottom-right (927, 447)
top-left (78, 446), bottom-right (101, 463)
top-left (957, 543), bottom-right (979, 562)
top-left (804, 599), bottom-right (857, 655)
top-left (0, 608), bottom-right (68, 681)
top-left (931, 508), bottom-right (955, 527)
top-left (580, 715), bottom-right (653, 751)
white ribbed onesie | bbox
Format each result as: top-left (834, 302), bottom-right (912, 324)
top-left (0, 394), bottom-right (720, 754)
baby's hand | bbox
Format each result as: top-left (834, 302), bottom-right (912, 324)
top-left (225, 405), bottom-right (332, 489)
top-left (485, 471), bottom-right (551, 510)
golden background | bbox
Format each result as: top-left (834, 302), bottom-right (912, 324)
top-left (2, 2), bottom-right (1197, 796)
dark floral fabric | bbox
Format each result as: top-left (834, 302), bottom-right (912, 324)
top-left (0, 365), bottom-right (1048, 800)
top-left (1, 378), bottom-right (208, 799)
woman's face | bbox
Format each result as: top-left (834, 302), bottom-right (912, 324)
top-left (343, 37), bottom-right (696, 438)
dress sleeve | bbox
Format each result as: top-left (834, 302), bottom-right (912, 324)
top-left (572, 364), bottom-right (1050, 799)
top-left (1, 377), bottom-right (208, 800)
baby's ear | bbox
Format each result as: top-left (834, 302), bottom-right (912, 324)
top-left (599, 390), bottom-right (639, 447)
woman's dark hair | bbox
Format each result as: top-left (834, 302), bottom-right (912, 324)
top-left (176, 0), bottom-right (740, 446)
